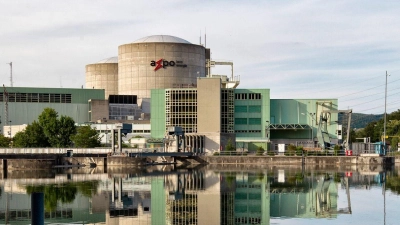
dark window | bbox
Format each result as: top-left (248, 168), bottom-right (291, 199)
top-left (109, 95), bottom-right (137, 104)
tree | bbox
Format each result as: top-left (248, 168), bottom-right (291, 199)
top-left (225, 138), bottom-right (235, 151)
top-left (57, 116), bottom-right (76, 147)
top-left (70, 125), bottom-right (101, 148)
top-left (12, 131), bottom-right (29, 147)
top-left (0, 134), bottom-right (11, 147)
top-left (13, 121), bottom-right (50, 147)
top-left (38, 108), bottom-right (76, 147)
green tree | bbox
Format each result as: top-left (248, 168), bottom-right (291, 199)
top-left (71, 125), bottom-right (101, 148)
top-left (225, 138), bottom-right (235, 151)
top-left (12, 131), bottom-right (29, 147)
top-left (0, 134), bottom-right (11, 147)
top-left (57, 116), bottom-right (76, 147)
top-left (38, 108), bottom-right (76, 147)
top-left (13, 121), bottom-right (50, 147)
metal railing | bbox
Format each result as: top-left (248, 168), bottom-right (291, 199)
top-left (0, 147), bottom-right (165, 155)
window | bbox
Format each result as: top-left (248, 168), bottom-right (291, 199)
top-left (249, 93), bottom-right (261, 99)
top-left (235, 93), bottom-right (247, 100)
top-left (235, 118), bottom-right (247, 125)
top-left (248, 105), bottom-right (261, 113)
top-left (235, 106), bottom-right (247, 113)
top-left (0, 92), bottom-right (71, 103)
top-left (249, 118), bottom-right (261, 125)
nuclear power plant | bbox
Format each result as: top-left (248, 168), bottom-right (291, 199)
top-left (1, 34), bottom-right (341, 153)
top-left (86, 35), bottom-right (208, 111)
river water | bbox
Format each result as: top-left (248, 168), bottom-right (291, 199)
top-left (0, 165), bottom-right (399, 225)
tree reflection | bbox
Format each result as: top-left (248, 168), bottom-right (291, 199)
top-left (25, 181), bottom-right (99, 211)
top-left (385, 174), bottom-right (400, 195)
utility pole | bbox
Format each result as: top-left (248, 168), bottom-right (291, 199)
top-left (7, 62), bottom-right (13, 87)
top-left (384, 71), bottom-right (389, 154)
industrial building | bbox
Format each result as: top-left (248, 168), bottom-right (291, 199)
top-left (0, 87), bottom-right (104, 137)
top-left (151, 78), bottom-right (339, 153)
top-left (1, 34), bottom-right (341, 153)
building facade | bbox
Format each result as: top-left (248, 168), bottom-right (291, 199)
top-left (0, 87), bottom-right (105, 135)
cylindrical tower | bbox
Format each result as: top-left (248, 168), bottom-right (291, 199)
top-left (118, 35), bottom-right (206, 105)
top-left (85, 57), bottom-right (118, 99)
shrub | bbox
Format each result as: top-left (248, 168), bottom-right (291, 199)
top-left (285, 144), bottom-right (296, 156)
top-left (267, 150), bottom-right (275, 156)
top-left (225, 138), bottom-right (235, 151)
top-left (296, 146), bottom-right (304, 156)
top-left (213, 152), bottom-right (220, 156)
top-left (334, 145), bottom-right (341, 156)
top-left (256, 146), bottom-right (265, 156)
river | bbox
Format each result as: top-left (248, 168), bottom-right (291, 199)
top-left (0, 165), bottom-right (399, 225)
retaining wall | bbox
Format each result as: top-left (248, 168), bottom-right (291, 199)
top-left (203, 155), bottom-right (391, 165)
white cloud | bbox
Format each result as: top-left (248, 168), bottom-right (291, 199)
top-left (0, 0), bottom-right (399, 114)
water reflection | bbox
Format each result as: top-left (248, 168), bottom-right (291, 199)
top-left (0, 165), bottom-right (398, 224)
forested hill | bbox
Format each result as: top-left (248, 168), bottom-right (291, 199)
top-left (338, 113), bottom-right (383, 129)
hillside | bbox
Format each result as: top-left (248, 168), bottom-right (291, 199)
top-left (338, 113), bottom-right (383, 129)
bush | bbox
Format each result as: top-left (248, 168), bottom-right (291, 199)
top-left (267, 150), bottom-right (275, 156)
top-left (333, 145), bottom-right (341, 156)
top-left (285, 144), bottom-right (296, 156)
top-left (213, 152), bottom-right (220, 156)
top-left (296, 146), bottom-right (304, 156)
top-left (225, 138), bottom-right (235, 151)
top-left (256, 146), bottom-right (265, 156)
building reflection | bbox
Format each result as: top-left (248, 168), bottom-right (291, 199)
top-left (0, 168), bottom-right (390, 224)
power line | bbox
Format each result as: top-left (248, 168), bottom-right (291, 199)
top-left (344, 90), bottom-right (400, 108)
top-left (296, 74), bottom-right (383, 97)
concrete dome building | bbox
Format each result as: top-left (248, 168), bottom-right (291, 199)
top-left (85, 57), bottom-right (118, 99)
top-left (117, 35), bottom-right (206, 105)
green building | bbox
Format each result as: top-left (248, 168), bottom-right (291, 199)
top-left (0, 87), bottom-right (105, 134)
top-left (150, 77), bottom-right (339, 154)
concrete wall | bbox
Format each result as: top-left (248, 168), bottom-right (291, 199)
top-left (1, 158), bottom-right (56, 170)
top-left (203, 155), bottom-right (389, 165)
top-left (89, 99), bottom-right (109, 122)
top-left (197, 78), bottom-right (221, 133)
top-left (85, 61), bottom-right (118, 99)
top-left (118, 42), bottom-right (205, 104)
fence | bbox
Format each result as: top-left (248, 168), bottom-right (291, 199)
top-left (0, 147), bottom-right (165, 155)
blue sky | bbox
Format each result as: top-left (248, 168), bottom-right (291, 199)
top-left (0, 0), bottom-right (399, 114)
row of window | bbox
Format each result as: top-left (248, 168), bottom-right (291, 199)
top-left (235, 118), bottom-right (262, 125)
top-left (0, 93), bottom-right (72, 103)
top-left (235, 130), bottom-right (261, 133)
top-left (236, 184), bottom-right (262, 188)
top-left (235, 217), bottom-right (261, 224)
top-left (235, 93), bottom-right (262, 100)
top-left (235, 105), bottom-right (261, 113)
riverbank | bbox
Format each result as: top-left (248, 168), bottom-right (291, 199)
top-left (0, 153), bottom-right (397, 171)
top-left (201, 155), bottom-right (395, 165)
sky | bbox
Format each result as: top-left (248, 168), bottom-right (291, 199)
top-left (0, 0), bottom-right (399, 115)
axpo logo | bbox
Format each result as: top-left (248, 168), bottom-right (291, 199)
top-left (150, 59), bottom-right (187, 71)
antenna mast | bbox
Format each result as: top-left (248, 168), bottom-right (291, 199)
top-left (200, 30), bottom-right (202, 45)
top-left (7, 62), bottom-right (13, 87)
top-left (205, 28), bottom-right (207, 48)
